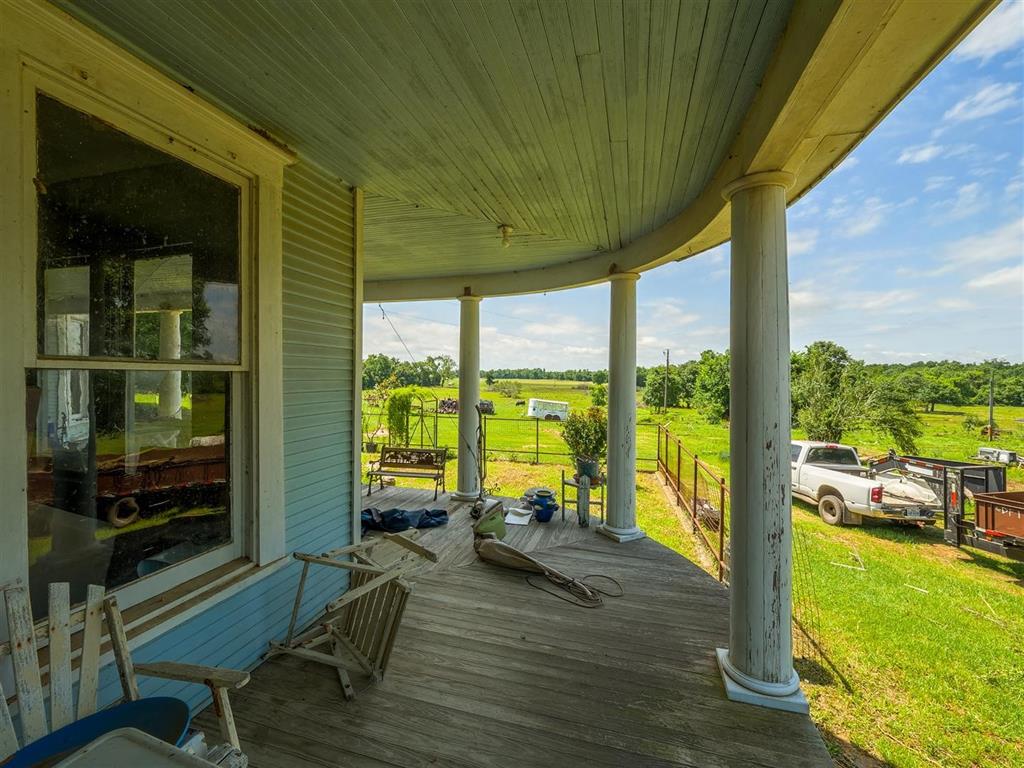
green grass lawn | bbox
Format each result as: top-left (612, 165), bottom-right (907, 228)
top-left (364, 381), bottom-right (1024, 767)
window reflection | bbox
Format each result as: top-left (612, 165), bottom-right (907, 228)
top-left (26, 370), bottom-right (231, 615)
top-left (36, 93), bottom-right (240, 363)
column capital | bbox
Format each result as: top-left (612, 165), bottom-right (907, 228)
top-left (457, 294), bottom-right (482, 302)
top-left (721, 171), bottom-right (794, 201)
top-left (607, 271), bottom-right (640, 283)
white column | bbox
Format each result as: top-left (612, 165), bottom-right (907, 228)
top-left (157, 309), bottom-right (183, 419)
top-left (597, 272), bottom-right (644, 543)
top-left (716, 171), bottom-right (806, 714)
top-left (453, 295), bottom-right (481, 500)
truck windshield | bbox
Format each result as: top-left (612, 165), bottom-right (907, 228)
top-left (805, 447), bottom-right (860, 466)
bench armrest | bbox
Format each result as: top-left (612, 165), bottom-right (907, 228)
top-left (135, 661), bottom-right (250, 690)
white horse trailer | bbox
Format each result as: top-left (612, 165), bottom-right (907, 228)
top-left (526, 399), bottom-right (569, 421)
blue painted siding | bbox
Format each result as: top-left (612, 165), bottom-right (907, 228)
top-left (96, 161), bottom-right (357, 712)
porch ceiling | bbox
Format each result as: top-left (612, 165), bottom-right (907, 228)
top-left (56, 0), bottom-right (994, 298)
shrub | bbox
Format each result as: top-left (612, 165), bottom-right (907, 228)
top-left (962, 414), bottom-right (984, 431)
top-left (590, 383), bottom-right (607, 407)
top-left (561, 407), bottom-right (608, 463)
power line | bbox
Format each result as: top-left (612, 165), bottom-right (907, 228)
top-left (378, 304), bottom-right (417, 363)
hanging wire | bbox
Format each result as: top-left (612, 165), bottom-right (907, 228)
top-left (378, 304), bottom-right (417, 362)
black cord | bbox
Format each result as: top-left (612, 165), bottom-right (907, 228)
top-left (524, 573), bottom-right (624, 608)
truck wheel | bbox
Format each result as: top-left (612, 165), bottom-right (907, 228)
top-left (108, 497), bottom-right (141, 528)
top-left (818, 495), bottom-right (845, 526)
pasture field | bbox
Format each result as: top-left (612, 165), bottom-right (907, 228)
top-left (361, 380), bottom-right (1024, 767)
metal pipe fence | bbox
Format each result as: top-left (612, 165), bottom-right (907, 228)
top-left (656, 423), bottom-right (730, 582)
top-left (363, 410), bottom-right (659, 470)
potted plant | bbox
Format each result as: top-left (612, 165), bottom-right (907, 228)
top-left (561, 406), bottom-right (607, 482)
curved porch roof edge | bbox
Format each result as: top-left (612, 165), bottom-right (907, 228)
top-left (366, 0), bottom-right (995, 303)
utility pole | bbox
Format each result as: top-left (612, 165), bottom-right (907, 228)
top-left (988, 370), bottom-right (995, 442)
top-left (663, 349), bottom-right (670, 413)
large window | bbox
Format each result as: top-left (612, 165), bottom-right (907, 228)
top-left (26, 94), bottom-right (246, 616)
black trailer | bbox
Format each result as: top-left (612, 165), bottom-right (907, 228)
top-left (867, 453), bottom-right (1015, 556)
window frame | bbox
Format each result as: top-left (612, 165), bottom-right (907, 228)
top-left (25, 77), bottom-right (252, 609)
top-left (0, 1), bottom-right (291, 630)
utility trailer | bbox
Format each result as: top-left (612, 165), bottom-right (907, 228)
top-left (868, 454), bottom-right (1020, 559)
top-left (953, 491), bottom-right (1024, 561)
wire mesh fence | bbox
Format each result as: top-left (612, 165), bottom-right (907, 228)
top-left (656, 424), bottom-right (730, 582)
top-left (656, 424), bottom-right (831, 682)
top-left (363, 410), bottom-right (659, 470)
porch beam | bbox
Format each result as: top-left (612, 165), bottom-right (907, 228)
top-left (597, 272), bottom-right (644, 544)
top-left (452, 295), bottom-right (481, 501)
top-left (716, 170), bottom-right (806, 714)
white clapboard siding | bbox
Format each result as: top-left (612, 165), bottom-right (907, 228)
top-left (90, 160), bottom-right (356, 713)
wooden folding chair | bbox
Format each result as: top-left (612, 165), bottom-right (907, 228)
top-left (0, 582), bottom-right (249, 765)
top-left (267, 533), bottom-right (436, 700)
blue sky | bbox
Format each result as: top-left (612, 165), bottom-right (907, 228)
top-left (366, 2), bottom-right (1024, 370)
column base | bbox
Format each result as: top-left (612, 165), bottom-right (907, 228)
top-left (596, 524), bottom-right (646, 543)
top-left (715, 648), bottom-right (808, 714)
top-left (451, 490), bottom-right (480, 502)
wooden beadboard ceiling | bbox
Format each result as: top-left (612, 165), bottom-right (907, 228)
top-left (57, 0), bottom-right (793, 281)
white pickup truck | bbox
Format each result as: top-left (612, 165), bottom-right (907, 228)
top-left (790, 440), bottom-right (941, 526)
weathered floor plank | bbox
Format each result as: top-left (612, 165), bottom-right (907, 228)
top-left (197, 487), bottom-right (831, 767)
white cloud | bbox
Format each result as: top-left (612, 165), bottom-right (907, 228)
top-left (946, 182), bottom-right (985, 220)
top-left (840, 197), bottom-right (891, 237)
top-left (966, 263), bottom-right (1023, 291)
top-left (925, 175), bottom-right (954, 192)
top-left (937, 298), bottom-right (973, 311)
top-left (898, 143), bottom-right (945, 164)
top-left (788, 229), bottom-right (819, 256)
top-left (939, 216), bottom-right (1024, 272)
top-left (944, 82), bottom-right (1020, 122)
top-left (954, 3), bottom-right (1024, 63)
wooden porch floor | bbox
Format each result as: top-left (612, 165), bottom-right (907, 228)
top-left (197, 487), bottom-right (831, 767)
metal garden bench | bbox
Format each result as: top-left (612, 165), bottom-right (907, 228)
top-left (366, 446), bottom-right (448, 500)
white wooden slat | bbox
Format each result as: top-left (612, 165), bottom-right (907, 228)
top-left (683, 0), bottom-right (769, 203)
top-left (664, 2), bottom-right (739, 220)
top-left (103, 596), bottom-right (140, 701)
top-left (418, 1), bottom-right (554, 240)
top-left (4, 586), bottom-right (47, 743)
top-left (624, 0), bottom-right (652, 245)
top-left (76, 584), bottom-right (105, 719)
top-left (47, 583), bottom-right (74, 731)
top-left (0, 680), bottom-right (19, 761)
top-left (532, 0), bottom-right (604, 247)
top-left (641, 0), bottom-right (684, 234)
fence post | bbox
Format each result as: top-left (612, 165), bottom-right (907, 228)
top-left (535, 418), bottom-right (540, 465)
top-left (657, 425), bottom-right (661, 469)
top-left (718, 478), bottom-right (726, 582)
top-left (675, 440), bottom-right (682, 497)
top-left (692, 454), bottom-right (699, 531)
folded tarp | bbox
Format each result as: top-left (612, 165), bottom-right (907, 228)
top-left (361, 507), bottom-right (448, 535)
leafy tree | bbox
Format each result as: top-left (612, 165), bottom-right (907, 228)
top-left (590, 382), bottom-right (607, 407)
top-left (693, 350), bottom-right (730, 423)
top-left (362, 354), bottom-right (396, 389)
top-left (425, 354), bottom-right (457, 386)
top-left (642, 366), bottom-right (683, 410)
top-left (592, 370), bottom-right (608, 385)
top-left (792, 341), bottom-right (921, 452)
top-left (677, 360), bottom-right (698, 408)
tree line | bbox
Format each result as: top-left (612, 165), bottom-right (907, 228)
top-left (362, 353), bottom-right (456, 388)
top-left (638, 344), bottom-right (1022, 453)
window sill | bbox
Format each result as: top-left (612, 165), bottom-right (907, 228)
top-left (120, 556), bottom-right (290, 650)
